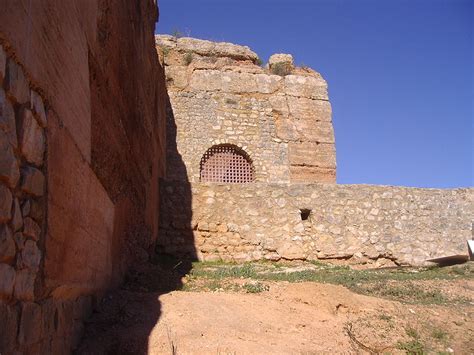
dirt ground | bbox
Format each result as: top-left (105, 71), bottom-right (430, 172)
top-left (77, 260), bottom-right (474, 354)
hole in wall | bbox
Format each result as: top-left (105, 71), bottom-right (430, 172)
top-left (300, 209), bottom-right (311, 221)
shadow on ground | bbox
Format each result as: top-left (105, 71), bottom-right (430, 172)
top-left (76, 95), bottom-right (196, 354)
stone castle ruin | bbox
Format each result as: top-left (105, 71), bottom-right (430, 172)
top-left (155, 35), bottom-right (473, 267)
top-left (0, 3), bottom-right (472, 353)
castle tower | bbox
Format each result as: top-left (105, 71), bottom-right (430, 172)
top-left (156, 35), bottom-right (336, 184)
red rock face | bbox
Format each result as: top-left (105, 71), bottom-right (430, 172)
top-left (0, 0), bottom-right (166, 352)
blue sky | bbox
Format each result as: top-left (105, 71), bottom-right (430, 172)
top-left (156, 0), bottom-right (473, 188)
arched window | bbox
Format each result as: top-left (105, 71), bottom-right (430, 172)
top-left (200, 144), bottom-right (255, 183)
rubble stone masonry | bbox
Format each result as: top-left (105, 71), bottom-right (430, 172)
top-left (156, 35), bottom-right (473, 268)
top-left (159, 181), bottom-right (473, 267)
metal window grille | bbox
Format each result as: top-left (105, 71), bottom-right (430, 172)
top-left (200, 145), bottom-right (255, 183)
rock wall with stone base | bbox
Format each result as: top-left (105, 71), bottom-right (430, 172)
top-left (155, 35), bottom-right (336, 183)
top-left (158, 181), bottom-right (473, 267)
top-left (0, 1), bottom-right (166, 353)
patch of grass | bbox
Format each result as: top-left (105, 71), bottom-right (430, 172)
top-left (397, 339), bottom-right (425, 354)
top-left (186, 261), bottom-right (473, 304)
top-left (406, 327), bottom-right (420, 339)
top-left (397, 327), bottom-right (425, 354)
top-left (225, 98), bottom-right (238, 105)
top-left (161, 47), bottom-right (170, 57)
top-left (379, 313), bottom-right (392, 322)
top-left (431, 328), bottom-right (448, 342)
top-left (354, 281), bottom-right (451, 305)
top-left (270, 62), bottom-right (292, 76)
top-left (243, 282), bottom-right (269, 293)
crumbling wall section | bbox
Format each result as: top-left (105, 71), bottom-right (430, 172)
top-left (159, 181), bottom-right (473, 267)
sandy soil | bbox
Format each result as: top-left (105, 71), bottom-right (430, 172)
top-left (77, 263), bottom-right (474, 355)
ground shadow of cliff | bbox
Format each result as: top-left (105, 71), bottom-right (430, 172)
top-left (76, 95), bottom-right (196, 355)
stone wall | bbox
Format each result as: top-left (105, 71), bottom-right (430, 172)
top-left (156, 35), bottom-right (336, 183)
top-left (158, 181), bottom-right (473, 267)
top-left (0, 1), bottom-right (166, 353)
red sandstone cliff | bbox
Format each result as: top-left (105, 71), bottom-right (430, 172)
top-left (0, 1), bottom-right (166, 352)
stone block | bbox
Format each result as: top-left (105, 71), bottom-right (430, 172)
top-left (269, 53), bottom-right (294, 67)
top-left (30, 90), bottom-right (47, 127)
top-left (189, 69), bottom-right (222, 91)
top-left (14, 232), bottom-right (26, 250)
top-left (287, 96), bottom-right (332, 122)
top-left (18, 240), bottom-right (41, 271)
top-left (0, 184), bottom-right (12, 223)
top-left (14, 269), bottom-right (36, 301)
top-left (284, 75), bottom-right (328, 100)
top-left (23, 217), bottom-right (41, 241)
top-left (29, 198), bottom-right (44, 223)
top-left (21, 166), bottom-right (45, 197)
top-left (165, 66), bottom-right (189, 89)
top-left (274, 115), bottom-right (298, 141)
top-left (5, 58), bottom-right (29, 104)
top-left (189, 70), bottom-right (259, 93)
top-left (288, 142), bottom-right (336, 169)
top-left (18, 302), bottom-right (43, 346)
top-left (225, 71), bottom-right (258, 93)
top-left (18, 108), bottom-right (46, 166)
top-left (264, 252), bottom-right (281, 261)
top-left (21, 199), bottom-right (31, 217)
top-left (290, 166), bottom-right (336, 184)
top-left (45, 114), bottom-right (114, 298)
top-left (0, 138), bottom-right (19, 189)
top-left (0, 224), bottom-right (15, 264)
top-left (0, 263), bottom-right (16, 299)
top-left (293, 120), bottom-right (335, 144)
top-left (255, 74), bottom-right (282, 94)
top-left (1, 146), bottom-right (20, 191)
top-left (176, 37), bottom-right (258, 61)
top-left (276, 242), bottom-right (306, 260)
top-left (12, 198), bottom-right (23, 231)
top-left (0, 87), bottom-right (18, 148)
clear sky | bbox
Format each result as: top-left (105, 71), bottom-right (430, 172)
top-left (155, 0), bottom-right (473, 188)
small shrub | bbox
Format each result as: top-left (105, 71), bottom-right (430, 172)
top-left (255, 57), bottom-right (263, 66)
top-left (270, 62), bottom-right (292, 76)
top-left (171, 29), bottom-right (183, 38)
top-left (184, 52), bottom-right (193, 66)
top-left (406, 327), bottom-right (419, 339)
top-left (243, 282), bottom-right (269, 293)
top-left (431, 328), bottom-right (448, 342)
top-left (225, 98), bottom-right (238, 105)
top-left (161, 47), bottom-right (170, 57)
top-left (396, 339), bottom-right (425, 355)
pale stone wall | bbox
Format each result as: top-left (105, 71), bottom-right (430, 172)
top-left (158, 181), bottom-right (473, 266)
top-left (156, 35), bottom-right (337, 183)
